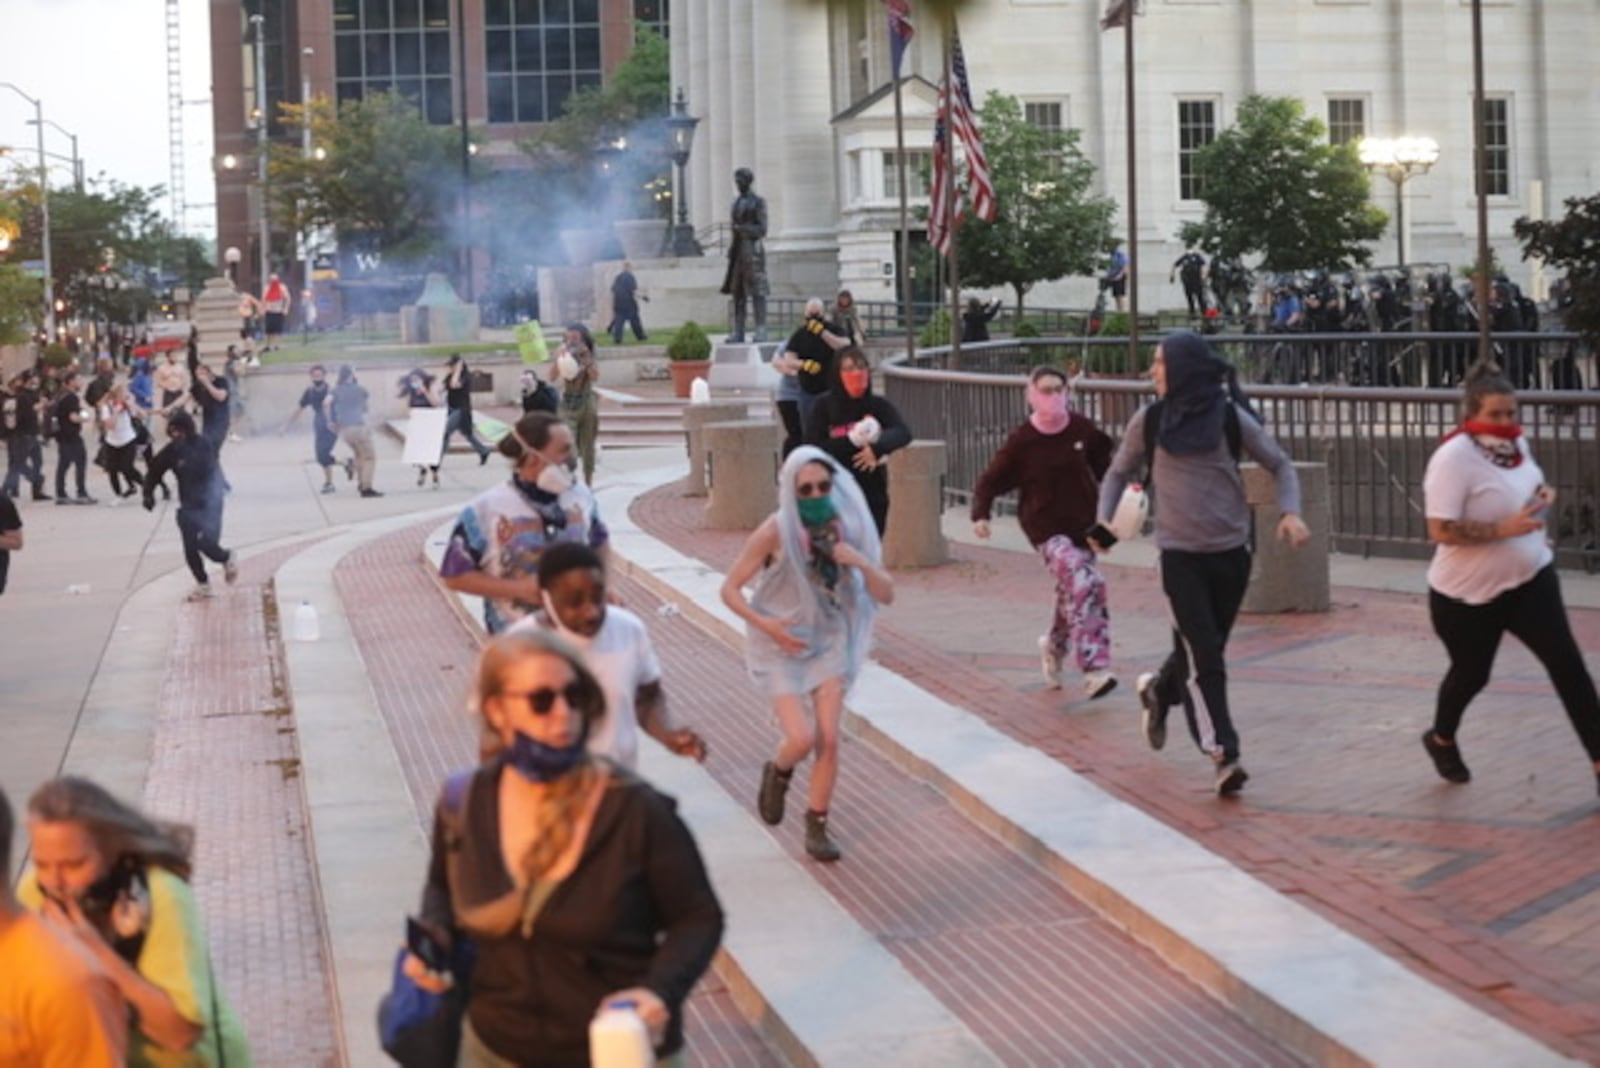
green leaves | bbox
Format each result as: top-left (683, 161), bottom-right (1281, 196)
top-left (953, 91), bottom-right (1116, 316)
top-left (1181, 95), bottom-right (1386, 272)
top-left (1516, 194), bottom-right (1600, 349)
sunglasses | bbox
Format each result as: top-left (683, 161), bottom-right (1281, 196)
top-left (504, 683), bottom-right (586, 716)
top-left (797, 478), bottom-right (832, 499)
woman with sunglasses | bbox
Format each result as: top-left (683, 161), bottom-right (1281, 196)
top-left (720, 446), bottom-right (894, 861)
top-left (407, 629), bottom-right (724, 1066)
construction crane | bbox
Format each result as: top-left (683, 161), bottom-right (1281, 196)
top-left (165, 0), bottom-right (185, 230)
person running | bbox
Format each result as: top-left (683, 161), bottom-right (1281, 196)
top-left (1420, 361), bottom-right (1600, 794)
top-left (1092, 331), bottom-right (1308, 796)
top-left (0, 489), bottom-right (20, 595)
top-left (20, 777), bottom-right (253, 1064)
top-left (442, 354), bottom-right (492, 465)
top-left (397, 367), bottom-right (442, 488)
top-left (143, 410), bottom-right (239, 601)
top-left (51, 370), bottom-right (96, 505)
top-left (513, 541), bottom-right (707, 768)
top-left (327, 364), bottom-right (382, 498)
top-left (973, 365), bottom-right (1117, 700)
top-left (720, 446), bottom-right (895, 861)
top-left (0, 785), bottom-right (128, 1068)
top-left (548, 323), bottom-right (600, 485)
top-left (281, 364), bottom-right (350, 494)
top-left (97, 382), bottom-right (146, 501)
top-left (802, 348), bottom-right (912, 536)
top-left (439, 411), bottom-right (610, 635)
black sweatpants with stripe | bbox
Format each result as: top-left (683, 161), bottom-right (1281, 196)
top-left (1150, 546), bottom-right (1252, 763)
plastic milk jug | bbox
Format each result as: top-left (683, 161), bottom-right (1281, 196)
top-left (293, 600), bottom-right (321, 643)
top-left (589, 1000), bottom-right (652, 1068)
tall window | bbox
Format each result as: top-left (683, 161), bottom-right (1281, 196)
top-left (332, 0), bottom-right (454, 124)
top-left (883, 150), bottom-right (931, 199)
top-left (1482, 97), bottom-right (1510, 196)
top-left (1023, 101), bottom-right (1064, 136)
top-left (486, 0), bottom-right (603, 125)
top-left (1177, 99), bottom-right (1216, 202)
top-left (633, 0), bottom-right (668, 38)
top-left (1326, 98), bottom-right (1365, 146)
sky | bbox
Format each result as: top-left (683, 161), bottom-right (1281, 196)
top-left (0, 0), bottom-right (217, 239)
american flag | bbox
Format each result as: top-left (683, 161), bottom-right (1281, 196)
top-left (886, 0), bottom-right (913, 79)
top-left (928, 32), bottom-right (996, 256)
top-left (1101, 0), bottom-right (1134, 30)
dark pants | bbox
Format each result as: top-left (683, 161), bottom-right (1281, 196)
top-left (444, 407), bottom-right (490, 459)
top-left (1181, 279), bottom-right (1206, 316)
top-left (55, 437), bottom-right (88, 498)
top-left (105, 442), bottom-right (143, 496)
top-left (1151, 547), bottom-right (1252, 762)
top-left (176, 505), bottom-right (230, 585)
top-left (1429, 565), bottom-right (1600, 762)
top-left (609, 300), bottom-right (646, 342)
top-left (313, 425), bottom-right (338, 471)
top-left (776, 400), bottom-right (803, 458)
top-left (3, 434), bottom-right (44, 494)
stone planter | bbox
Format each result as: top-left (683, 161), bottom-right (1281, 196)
top-left (667, 360), bottom-right (711, 398)
top-left (613, 218), bottom-right (669, 261)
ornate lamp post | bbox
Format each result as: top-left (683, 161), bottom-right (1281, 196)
top-left (224, 245), bottom-right (242, 285)
top-left (1359, 135), bottom-right (1440, 267)
top-left (664, 88), bottom-right (701, 257)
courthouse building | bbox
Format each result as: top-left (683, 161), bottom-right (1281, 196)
top-left (670, 0), bottom-right (1599, 309)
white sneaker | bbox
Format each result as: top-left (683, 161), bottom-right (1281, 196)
top-left (186, 583), bottom-right (214, 602)
top-left (1083, 670), bottom-right (1118, 699)
top-left (223, 551), bottom-right (239, 585)
top-left (1037, 636), bottom-right (1063, 689)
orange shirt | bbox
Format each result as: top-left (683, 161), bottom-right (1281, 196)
top-left (0, 910), bottom-right (127, 1068)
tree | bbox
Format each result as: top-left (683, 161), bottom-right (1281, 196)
top-left (1516, 194), bottom-right (1600, 348)
top-left (269, 91), bottom-right (473, 270)
top-left (953, 92), bottom-right (1116, 318)
top-left (1178, 95), bottom-right (1386, 273)
top-left (0, 264), bottom-right (39, 345)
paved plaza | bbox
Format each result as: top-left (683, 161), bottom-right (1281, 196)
top-left (3, 383), bottom-right (1598, 1066)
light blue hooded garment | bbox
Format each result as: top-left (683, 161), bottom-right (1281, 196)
top-left (744, 445), bottom-right (883, 697)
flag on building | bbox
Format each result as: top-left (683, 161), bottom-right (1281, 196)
top-left (886, 0), bottom-right (914, 79)
top-left (928, 31), bottom-right (996, 256)
top-left (1100, 0), bottom-right (1134, 30)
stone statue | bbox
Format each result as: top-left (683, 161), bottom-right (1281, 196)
top-left (720, 167), bottom-right (769, 342)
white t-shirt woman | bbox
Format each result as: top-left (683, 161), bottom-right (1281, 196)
top-left (1423, 433), bottom-right (1552, 605)
top-left (99, 400), bottom-right (138, 448)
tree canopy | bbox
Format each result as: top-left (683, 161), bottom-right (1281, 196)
top-left (953, 92), bottom-right (1116, 317)
top-left (1515, 194), bottom-right (1600, 348)
top-left (1178, 95), bottom-right (1386, 273)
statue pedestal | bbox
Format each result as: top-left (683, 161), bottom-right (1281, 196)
top-left (708, 342), bottom-right (781, 394)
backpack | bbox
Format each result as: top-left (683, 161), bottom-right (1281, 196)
top-left (1140, 398), bottom-right (1244, 488)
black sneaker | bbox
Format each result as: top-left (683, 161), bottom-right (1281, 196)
top-left (1137, 671), bottom-right (1168, 750)
top-left (1421, 730), bottom-right (1471, 783)
top-left (1215, 759), bottom-right (1249, 796)
top-left (359, 488), bottom-right (384, 498)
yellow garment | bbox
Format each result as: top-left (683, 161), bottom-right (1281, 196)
top-left (0, 910), bottom-right (127, 1068)
top-left (19, 868), bottom-right (254, 1067)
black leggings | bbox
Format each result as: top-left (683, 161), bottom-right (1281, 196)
top-left (776, 400), bottom-right (803, 459)
top-left (105, 442), bottom-right (143, 496)
top-left (1430, 565), bottom-right (1600, 762)
top-left (176, 506), bottom-right (231, 585)
top-left (1152, 547), bottom-right (1252, 762)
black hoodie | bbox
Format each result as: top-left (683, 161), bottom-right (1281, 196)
top-left (802, 364), bottom-right (912, 534)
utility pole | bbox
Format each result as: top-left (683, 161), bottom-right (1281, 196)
top-left (252, 13), bottom-right (270, 298)
top-left (2, 83), bottom-right (55, 343)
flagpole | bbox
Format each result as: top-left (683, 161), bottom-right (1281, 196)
top-left (893, 74), bottom-right (915, 362)
top-left (945, 15), bottom-right (961, 369)
top-left (1123, 1), bottom-right (1140, 374)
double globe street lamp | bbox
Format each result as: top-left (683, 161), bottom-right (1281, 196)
top-left (1359, 135), bottom-right (1440, 268)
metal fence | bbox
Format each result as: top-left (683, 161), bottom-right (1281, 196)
top-left (883, 337), bottom-right (1600, 571)
top-left (766, 297), bottom-right (1101, 340)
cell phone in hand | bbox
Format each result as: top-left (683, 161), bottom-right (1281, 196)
top-left (1525, 485), bottom-right (1555, 520)
top-left (406, 916), bottom-right (450, 972)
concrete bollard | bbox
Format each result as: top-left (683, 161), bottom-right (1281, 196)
top-left (704, 420), bottom-right (780, 530)
top-left (681, 401), bottom-right (750, 497)
top-left (1241, 461), bottom-right (1330, 613)
top-left (883, 440), bottom-right (949, 569)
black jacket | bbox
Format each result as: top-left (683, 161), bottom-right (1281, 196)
top-left (803, 383), bottom-right (913, 533)
top-left (145, 434), bottom-right (224, 511)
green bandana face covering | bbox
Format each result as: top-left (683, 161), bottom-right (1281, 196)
top-left (796, 495), bottom-right (837, 526)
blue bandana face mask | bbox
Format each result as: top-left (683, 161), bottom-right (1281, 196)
top-left (506, 724), bottom-right (589, 784)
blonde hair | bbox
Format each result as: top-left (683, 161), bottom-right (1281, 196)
top-left (474, 630), bottom-right (607, 883)
top-left (28, 777), bottom-right (194, 881)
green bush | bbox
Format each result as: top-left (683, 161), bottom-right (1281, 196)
top-left (39, 344), bottom-right (74, 369)
top-left (666, 320), bottom-right (711, 362)
top-left (1095, 311), bottom-right (1131, 337)
top-left (917, 308), bottom-right (953, 348)
top-left (1012, 319), bottom-right (1041, 339)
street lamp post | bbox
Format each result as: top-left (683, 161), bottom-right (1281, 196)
top-left (663, 88), bottom-right (701, 258)
top-left (224, 246), bottom-right (242, 285)
top-left (2, 83), bottom-right (55, 343)
top-left (251, 13), bottom-right (270, 297)
top-left (30, 118), bottom-right (81, 192)
top-left (301, 47), bottom-right (314, 329)
top-left (1358, 136), bottom-right (1440, 267)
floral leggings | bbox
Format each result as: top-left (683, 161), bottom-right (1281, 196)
top-left (1040, 535), bottom-right (1111, 673)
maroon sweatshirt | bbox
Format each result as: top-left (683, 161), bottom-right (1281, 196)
top-left (970, 417), bottom-right (1113, 549)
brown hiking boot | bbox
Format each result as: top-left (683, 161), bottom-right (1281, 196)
top-left (805, 811), bottom-right (842, 862)
top-left (758, 762), bottom-right (792, 826)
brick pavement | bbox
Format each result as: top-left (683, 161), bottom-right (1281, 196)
top-left (332, 522), bottom-right (782, 1067)
top-left (141, 544), bottom-right (340, 1068)
top-left (631, 482), bottom-right (1600, 1061)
